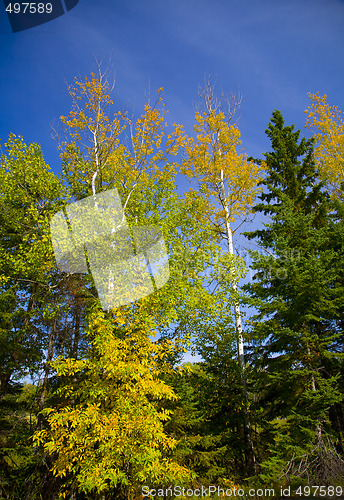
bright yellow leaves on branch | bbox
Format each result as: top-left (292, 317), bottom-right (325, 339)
top-left (305, 92), bottom-right (344, 197)
top-left (33, 308), bottom-right (191, 497)
top-left (60, 75), bottom-right (118, 135)
top-left (182, 108), bottom-right (264, 225)
top-left (59, 71), bottom-right (127, 197)
top-left (59, 68), bottom-right (186, 201)
top-left (117, 88), bottom-right (187, 190)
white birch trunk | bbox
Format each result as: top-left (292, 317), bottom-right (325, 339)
top-left (220, 169), bottom-right (257, 473)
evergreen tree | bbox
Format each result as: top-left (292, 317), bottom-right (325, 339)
top-left (244, 110), bottom-right (344, 485)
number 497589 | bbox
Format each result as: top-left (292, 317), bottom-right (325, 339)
top-left (5, 3), bottom-right (53, 14)
top-left (295, 485), bottom-right (343, 497)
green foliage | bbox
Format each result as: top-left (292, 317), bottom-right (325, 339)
top-left (0, 134), bottom-right (66, 395)
top-left (244, 110), bottom-right (344, 485)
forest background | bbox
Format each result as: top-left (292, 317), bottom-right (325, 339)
top-left (0, 63), bottom-right (344, 498)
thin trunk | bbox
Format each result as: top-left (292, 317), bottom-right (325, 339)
top-left (307, 344), bottom-right (322, 443)
top-left (0, 371), bottom-right (12, 403)
top-left (71, 299), bottom-right (81, 359)
top-left (37, 316), bottom-right (57, 429)
top-left (220, 170), bottom-right (258, 474)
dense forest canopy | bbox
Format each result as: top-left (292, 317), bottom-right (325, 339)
top-left (0, 69), bottom-right (344, 499)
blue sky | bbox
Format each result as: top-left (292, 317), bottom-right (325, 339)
top-left (1, 0), bottom-right (344, 171)
top-left (1, 0), bottom-right (344, 363)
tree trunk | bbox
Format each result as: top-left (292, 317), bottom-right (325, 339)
top-left (37, 315), bottom-right (57, 430)
top-left (220, 172), bottom-right (258, 474)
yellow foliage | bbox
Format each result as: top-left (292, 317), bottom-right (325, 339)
top-left (182, 109), bottom-right (264, 223)
top-left (59, 74), bottom-right (186, 203)
top-left (305, 92), bottom-right (344, 197)
top-left (33, 309), bottom-right (192, 496)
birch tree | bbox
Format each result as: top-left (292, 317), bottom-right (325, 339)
top-left (33, 67), bottom-right (223, 497)
top-left (182, 79), bottom-right (263, 474)
top-left (58, 63), bottom-right (185, 207)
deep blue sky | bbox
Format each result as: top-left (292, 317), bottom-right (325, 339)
top-left (1, 0), bottom-right (344, 172)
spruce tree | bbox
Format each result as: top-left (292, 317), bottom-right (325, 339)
top-left (244, 111), bottom-right (344, 485)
